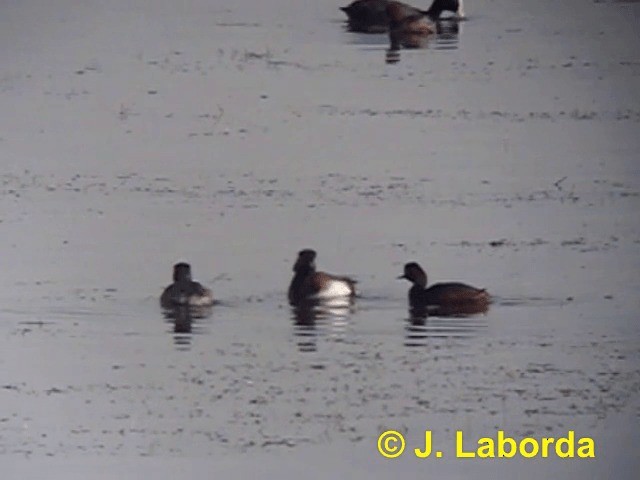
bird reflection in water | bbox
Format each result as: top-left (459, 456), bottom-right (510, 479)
top-left (434, 19), bottom-right (460, 49)
top-left (162, 305), bottom-right (212, 350)
top-left (403, 302), bottom-right (488, 347)
top-left (291, 297), bottom-right (355, 353)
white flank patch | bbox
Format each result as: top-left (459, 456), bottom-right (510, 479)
top-left (188, 292), bottom-right (214, 307)
top-left (313, 280), bottom-right (353, 299)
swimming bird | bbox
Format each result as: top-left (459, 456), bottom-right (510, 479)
top-left (398, 262), bottom-right (490, 308)
top-left (288, 249), bottom-right (357, 305)
top-left (160, 262), bottom-right (214, 308)
top-left (341, 0), bottom-right (463, 33)
top-left (386, 0), bottom-right (436, 49)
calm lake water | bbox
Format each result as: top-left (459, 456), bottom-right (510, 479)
top-left (2, 0), bottom-right (639, 478)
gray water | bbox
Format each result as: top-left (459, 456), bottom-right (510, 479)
top-left (2, 0), bottom-right (639, 477)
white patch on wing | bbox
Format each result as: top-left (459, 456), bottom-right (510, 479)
top-left (188, 291), bottom-right (214, 306)
top-left (313, 280), bottom-right (353, 299)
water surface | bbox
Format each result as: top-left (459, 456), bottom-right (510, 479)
top-left (1, 0), bottom-right (639, 478)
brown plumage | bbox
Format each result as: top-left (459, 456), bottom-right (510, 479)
top-left (341, 0), bottom-right (462, 33)
top-left (387, 1), bottom-right (436, 50)
top-left (398, 262), bottom-right (490, 310)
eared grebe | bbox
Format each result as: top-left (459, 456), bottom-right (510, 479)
top-left (160, 262), bottom-right (214, 308)
top-left (288, 249), bottom-right (357, 304)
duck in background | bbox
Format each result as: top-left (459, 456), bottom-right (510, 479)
top-left (387, 0), bottom-right (436, 50)
top-left (341, 0), bottom-right (464, 33)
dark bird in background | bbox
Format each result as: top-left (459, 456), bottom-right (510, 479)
top-left (341, 0), bottom-right (463, 33)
